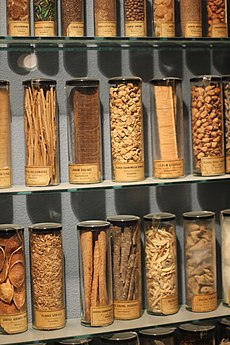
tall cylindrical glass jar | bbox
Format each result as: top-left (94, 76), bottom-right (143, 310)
top-left (143, 213), bottom-right (178, 315)
top-left (0, 81), bottom-right (12, 188)
top-left (153, 0), bottom-right (175, 37)
top-left (222, 76), bottom-right (230, 173)
top-left (138, 327), bottom-right (176, 345)
top-left (178, 323), bottom-right (216, 345)
top-left (218, 318), bottom-right (230, 344)
top-left (0, 224), bottom-right (27, 334)
top-left (7, 0), bottom-right (30, 36)
top-left (101, 332), bottom-right (139, 345)
top-left (61, 0), bottom-right (84, 36)
top-left (29, 223), bottom-right (66, 330)
top-left (109, 77), bottom-right (144, 182)
top-left (150, 78), bottom-right (184, 179)
top-left (180, 0), bottom-right (202, 37)
top-left (107, 215), bottom-right (142, 320)
top-left (66, 79), bottom-right (102, 184)
top-left (77, 220), bottom-right (113, 327)
top-left (206, 0), bottom-right (228, 37)
top-left (183, 211), bottom-right (217, 312)
top-left (94, 0), bottom-right (117, 37)
top-left (220, 209), bottom-right (230, 307)
top-left (23, 79), bottom-right (60, 187)
top-left (190, 75), bottom-right (224, 176)
top-left (124, 0), bottom-right (146, 37)
top-left (33, 0), bottom-right (57, 36)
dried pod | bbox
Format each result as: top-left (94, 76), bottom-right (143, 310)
top-left (0, 300), bottom-right (18, 314)
top-left (9, 261), bottom-right (25, 288)
top-left (9, 246), bottom-right (24, 268)
top-left (0, 278), bottom-right (14, 304)
top-left (13, 284), bottom-right (26, 310)
top-left (0, 246), bottom-right (6, 271)
top-left (0, 257), bottom-right (9, 283)
top-left (5, 233), bottom-right (22, 257)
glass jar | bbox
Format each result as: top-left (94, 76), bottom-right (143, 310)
top-left (183, 211), bottom-right (217, 312)
top-left (54, 339), bottom-right (92, 344)
top-left (77, 220), bottom-right (113, 327)
top-left (101, 332), bottom-right (138, 345)
top-left (206, 0), bottom-right (228, 37)
top-left (66, 79), bottom-right (102, 184)
top-left (220, 209), bottom-right (230, 307)
top-left (190, 75), bottom-right (224, 176)
top-left (153, 0), bottom-right (175, 37)
top-left (29, 223), bottom-right (66, 330)
top-left (61, 0), bottom-right (84, 36)
top-left (33, 0), bottom-right (57, 36)
top-left (109, 77), bottom-right (144, 182)
top-left (218, 318), bottom-right (230, 344)
top-left (222, 76), bottom-right (230, 173)
top-left (178, 323), bottom-right (216, 345)
top-left (0, 81), bottom-right (12, 189)
top-left (124, 0), bottom-right (146, 37)
top-left (180, 0), bottom-right (202, 37)
top-left (0, 224), bottom-right (27, 334)
top-left (149, 78), bottom-right (184, 179)
top-left (94, 0), bottom-right (117, 37)
top-left (7, 0), bottom-right (30, 36)
top-left (23, 79), bottom-right (60, 187)
top-left (143, 213), bottom-right (178, 315)
top-left (138, 327), bottom-right (176, 345)
top-left (107, 215), bottom-right (142, 320)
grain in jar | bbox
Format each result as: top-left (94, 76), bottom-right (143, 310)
top-left (220, 210), bottom-right (230, 307)
top-left (124, 0), bottom-right (147, 37)
top-left (206, 0), bottom-right (228, 38)
top-left (222, 76), bottom-right (230, 173)
top-left (138, 327), bottom-right (176, 345)
top-left (101, 332), bottom-right (139, 345)
top-left (7, 0), bottom-right (30, 36)
top-left (61, 0), bottom-right (84, 36)
top-left (153, 0), bottom-right (175, 37)
top-left (33, 0), bottom-right (57, 36)
top-left (180, 0), bottom-right (202, 38)
top-left (178, 323), bottom-right (216, 345)
top-left (94, 0), bottom-right (117, 37)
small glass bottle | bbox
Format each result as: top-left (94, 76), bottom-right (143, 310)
top-left (222, 76), bottom-right (230, 173)
top-left (124, 0), bottom-right (147, 37)
top-left (101, 332), bottom-right (139, 345)
top-left (33, 0), bottom-right (57, 36)
top-left (180, 0), bottom-right (202, 37)
top-left (0, 81), bottom-right (12, 188)
top-left (109, 77), bottom-right (145, 182)
top-left (66, 79), bottom-right (102, 184)
top-left (23, 79), bottom-right (60, 187)
top-left (149, 78), bottom-right (184, 179)
top-left (153, 0), bottom-right (175, 37)
top-left (77, 220), bottom-right (113, 327)
top-left (183, 211), bottom-right (217, 312)
top-left (54, 339), bottom-right (92, 344)
top-left (61, 0), bottom-right (84, 37)
top-left (206, 0), bottom-right (228, 38)
top-left (220, 209), bottom-right (230, 307)
top-left (190, 75), bottom-right (224, 176)
top-left (7, 0), bottom-right (30, 36)
top-left (178, 323), bottom-right (216, 345)
top-left (143, 213), bottom-right (178, 315)
top-left (138, 327), bottom-right (176, 345)
top-left (0, 224), bottom-right (27, 334)
top-left (107, 215), bottom-right (142, 320)
top-left (29, 223), bottom-right (66, 330)
top-left (218, 318), bottom-right (230, 344)
top-left (94, 0), bottom-right (117, 37)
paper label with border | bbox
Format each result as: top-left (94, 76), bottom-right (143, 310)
top-left (114, 300), bottom-right (141, 320)
top-left (159, 22), bottom-right (175, 37)
top-left (201, 156), bottom-right (225, 176)
top-left (161, 295), bottom-right (178, 315)
top-left (225, 156), bottom-right (230, 173)
top-left (34, 309), bottom-right (65, 330)
top-left (91, 304), bottom-right (113, 326)
top-left (185, 22), bottom-right (202, 37)
top-left (67, 22), bottom-right (84, 37)
top-left (25, 166), bottom-right (51, 186)
top-left (0, 312), bottom-right (27, 334)
top-left (96, 22), bottom-right (116, 37)
top-left (154, 159), bottom-right (184, 178)
top-left (211, 23), bottom-right (228, 38)
top-left (8, 21), bottom-right (30, 36)
top-left (69, 163), bottom-right (100, 183)
top-left (192, 292), bottom-right (217, 312)
top-left (125, 21), bottom-right (146, 37)
top-left (34, 22), bottom-right (55, 36)
top-left (0, 167), bottom-right (11, 188)
top-left (114, 161), bottom-right (144, 182)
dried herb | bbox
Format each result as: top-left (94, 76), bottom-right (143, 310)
top-left (61, 0), bottom-right (83, 36)
top-left (34, 0), bottom-right (56, 21)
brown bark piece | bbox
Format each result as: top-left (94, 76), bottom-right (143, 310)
top-left (98, 231), bottom-right (108, 305)
top-left (0, 246), bottom-right (5, 272)
top-left (0, 89), bottom-right (10, 168)
top-left (13, 284), bottom-right (26, 311)
top-left (91, 240), bottom-right (99, 307)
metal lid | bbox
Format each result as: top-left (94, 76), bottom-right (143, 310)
top-left (138, 327), bottom-right (176, 337)
top-left (107, 215), bottom-right (140, 224)
top-left (0, 80), bottom-right (10, 86)
top-left (144, 212), bottom-right (176, 221)
top-left (101, 332), bottom-right (138, 342)
top-left (23, 79), bottom-right (57, 86)
top-left (77, 220), bottom-right (110, 230)
top-left (149, 77), bottom-right (182, 84)
top-left (55, 338), bottom-right (92, 344)
top-left (219, 318), bottom-right (230, 326)
top-left (183, 211), bottom-right (215, 220)
top-left (66, 78), bottom-right (99, 86)
top-left (190, 75), bottom-right (221, 83)
top-left (28, 222), bottom-right (62, 231)
top-left (0, 224), bottom-right (23, 232)
top-left (179, 323), bottom-right (215, 333)
top-left (221, 209), bottom-right (230, 217)
top-left (108, 76), bottom-right (142, 84)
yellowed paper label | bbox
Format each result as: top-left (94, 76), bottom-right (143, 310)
top-left (159, 22), bottom-right (175, 37)
top-left (67, 22), bottom-right (84, 37)
top-left (0, 167), bottom-right (11, 188)
top-left (34, 22), bottom-right (55, 36)
top-left (192, 292), bottom-right (217, 312)
top-left (8, 21), bottom-right (30, 36)
top-left (25, 166), bottom-right (51, 186)
top-left (96, 21), bottom-right (116, 37)
top-left (185, 22), bottom-right (202, 37)
top-left (114, 300), bottom-right (141, 320)
top-left (211, 23), bottom-right (228, 38)
top-left (0, 312), bottom-right (27, 334)
top-left (34, 309), bottom-right (65, 330)
top-left (201, 156), bottom-right (225, 176)
top-left (225, 156), bottom-right (230, 173)
top-left (125, 21), bottom-right (146, 37)
top-left (161, 295), bottom-right (178, 315)
top-left (91, 304), bottom-right (113, 326)
top-left (69, 164), bottom-right (100, 183)
top-left (114, 162), bottom-right (144, 182)
top-left (154, 159), bottom-right (184, 178)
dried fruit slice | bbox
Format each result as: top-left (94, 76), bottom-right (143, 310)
top-left (0, 278), bottom-right (14, 304)
top-left (0, 258), bottom-right (9, 283)
top-left (9, 261), bottom-right (25, 288)
top-left (0, 246), bottom-right (5, 271)
top-left (13, 284), bottom-right (26, 311)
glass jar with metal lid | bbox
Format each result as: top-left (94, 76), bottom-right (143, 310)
top-left (33, 0), bottom-right (57, 36)
top-left (124, 0), bottom-right (147, 37)
top-left (77, 220), bottom-right (113, 327)
top-left (28, 223), bottom-right (66, 330)
top-left (94, 0), bottom-right (117, 37)
top-left (100, 331), bottom-right (138, 345)
top-left (222, 76), bottom-right (230, 173)
top-left (178, 323), bottom-right (216, 344)
top-left (143, 212), bottom-right (178, 315)
top-left (54, 338), bottom-right (92, 344)
top-left (206, 0), bottom-right (228, 38)
top-left (107, 215), bottom-right (142, 320)
top-left (138, 327), bottom-right (176, 345)
top-left (153, 0), bottom-right (175, 37)
top-left (7, 0), bottom-right (30, 36)
top-left (218, 318), bottom-right (230, 344)
top-left (183, 211), bottom-right (217, 312)
top-left (61, 0), bottom-right (84, 36)
top-left (220, 209), bottom-right (230, 307)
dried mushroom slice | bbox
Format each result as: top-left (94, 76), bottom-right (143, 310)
top-left (9, 261), bottom-right (25, 288)
top-left (9, 246), bottom-right (24, 269)
top-left (13, 284), bottom-right (26, 311)
top-left (0, 258), bottom-right (9, 283)
top-left (0, 300), bottom-right (18, 315)
top-left (0, 246), bottom-right (5, 271)
top-left (0, 278), bottom-right (14, 304)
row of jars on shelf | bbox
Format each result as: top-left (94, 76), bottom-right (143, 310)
top-left (0, 75), bottom-right (228, 189)
top-left (1, 210), bottom-right (230, 335)
top-left (5, 0), bottom-right (229, 38)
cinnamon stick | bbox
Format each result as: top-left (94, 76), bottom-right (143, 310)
top-left (91, 240), bottom-right (99, 306)
top-left (98, 231), bottom-right (108, 305)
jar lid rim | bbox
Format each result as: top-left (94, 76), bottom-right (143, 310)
top-left (101, 331), bottom-right (137, 341)
top-left (183, 211), bottom-right (215, 219)
top-left (23, 78), bottom-right (57, 85)
top-left (108, 76), bottom-right (142, 83)
top-left (107, 215), bottom-right (140, 222)
top-left (138, 327), bottom-right (176, 336)
top-left (190, 75), bottom-right (221, 82)
top-left (29, 222), bottom-right (62, 230)
top-left (77, 220), bottom-right (110, 229)
top-left (179, 323), bottom-right (215, 332)
top-left (144, 212), bottom-right (176, 221)
top-left (0, 224), bottom-right (23, 231)
top-left (66, 78), bottom-right (99, 86)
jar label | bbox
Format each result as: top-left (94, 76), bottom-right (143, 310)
top-left (114, 300), bottom-right (141, 320)
top-left (34, 22), bottom-right (55, 36)
top-left (91, 304), bottom-right (113, 326)
top-left (192, 292), bottom-right (217, 312)
top-left (114, 162), bottom-right (144, 182)
top-left (96, 21), bottom-right (116, 37)
top-left (225, 156), bottom-right (230, 173)
top-left (0, 167), bottom-right (11, 188)
top-left (154, 159), bottom-right (184, 178)
top-left (201, 156), bottom-right (225, 176)
top-left (0, 312), bottom-right (27, 334)
top-left (125, 21), bottom-right (146, 37)
top-left (69, 163), bottom-right (100, 183)
top-left (8, 21), bottom-right (30, 36)
top-left (211, 23), bottom-right (228, 38)
top-left (34, 309), bottom-right (65, 330)
top-left (185, 22), bottom-right (202, 37)
top-left (67, 22), bottom-right (84, 37)
top-left (161, 295), bottom-right (178, 315)
top-left (25, 166), bottom-right (51, 186)
top-left (159, 22), bottom-right (175, 37)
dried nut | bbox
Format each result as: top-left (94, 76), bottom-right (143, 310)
top-left (153, 0), bottom-right (174, 37)
top-left (125, 0), bottom-right (145, 21)
top-left (207, 0), bottom-right (227, 37)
